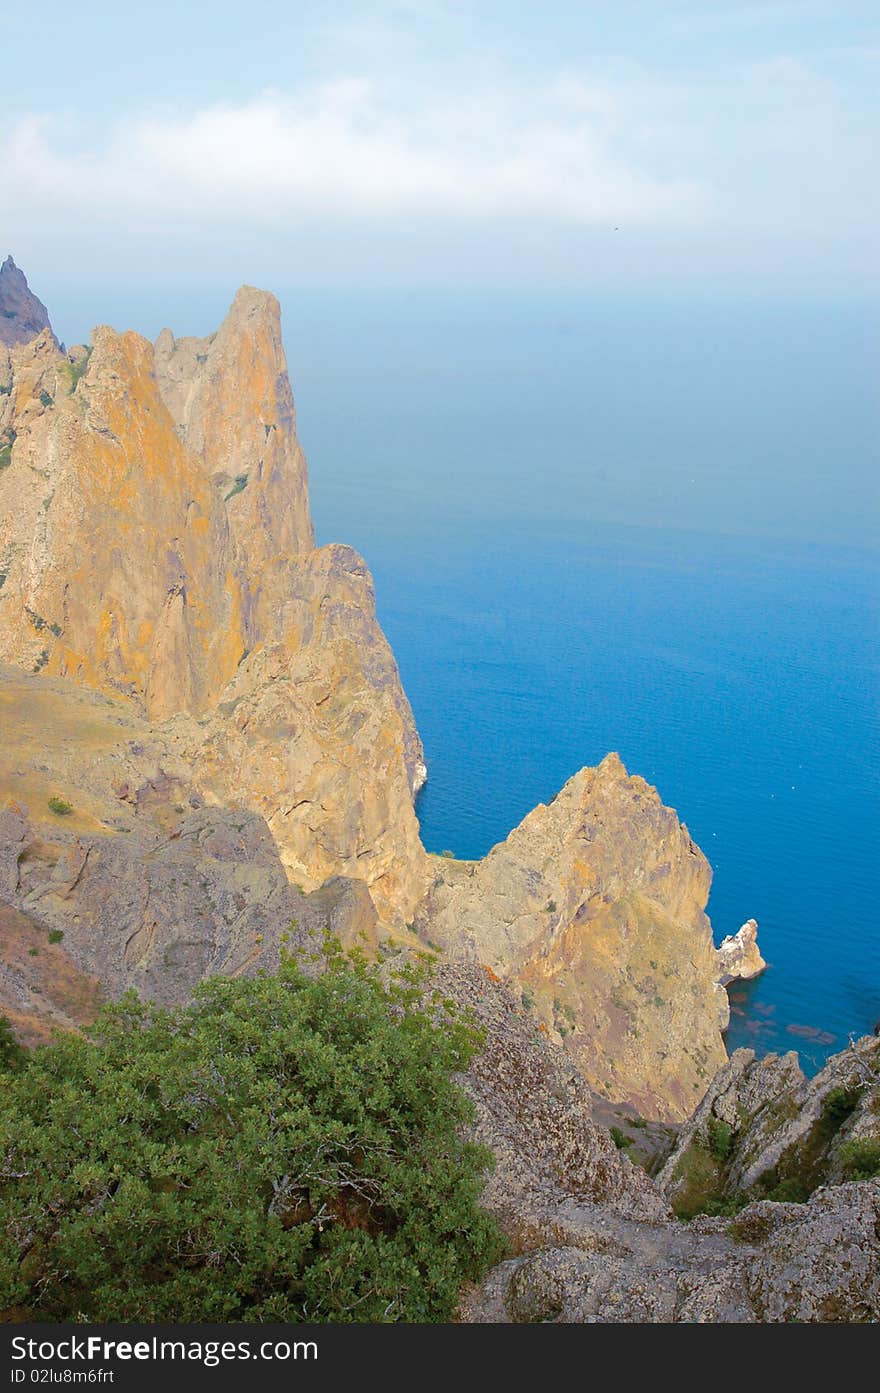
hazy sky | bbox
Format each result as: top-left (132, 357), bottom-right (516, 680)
top-left (2, 1), bottom-right (878, 299)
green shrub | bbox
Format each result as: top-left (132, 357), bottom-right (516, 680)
top-left (0, 428), bottom-right (16, 470)
top-left (763, 1176), bottom-right (809, 1203)
top-left (706, 1117), bottom-right (734, 1162)
top-left (63, 347), bottom-right (92, 394)
top-left (821, 1087), bottom-right (861, 1129)
top-left (610, 1126), bottom-right (633, 1150)
top-left (838, 1138), bottom-right (880, 1181)
top-left (0, 944), bottom-right (503, 1322)
top-left (0, 1017), bottom-right (24, 1074)
top-left (546, 900), bottom-right (557, 914)
top-left (47, 796), bottom-right (73, 816)
top-left (38, 390), bottom-right (53, 408)
top-left (694, 1193), bottom-right (748, 1218)
top-left (521, 991), bottom-right (534, 1012)
top-left (223, 473), bottom-right (249, 502)
top-left (440, 849), bottom-right (455, 860)
top-left (47, 929), bottom-right (64, 945)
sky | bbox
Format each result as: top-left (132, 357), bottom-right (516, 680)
top-left (2, 0), bottom-right (878, 311)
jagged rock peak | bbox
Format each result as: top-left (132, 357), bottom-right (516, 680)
top-left (0, 256), bottom-right (57, 349)
top-left (417, 751), bottom-right (738, 1121)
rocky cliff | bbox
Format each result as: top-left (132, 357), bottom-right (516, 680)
top-left (417, 754), bottom-right (736, 1121)
top-left (2, 263), bottom-right (875, 1321)
top-left (2, 261), bottom-right (752, 1117)
top-left (0, 283), bottom-right (426, 925)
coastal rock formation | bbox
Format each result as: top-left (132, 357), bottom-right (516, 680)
top-left (0, 281), bottom-right (425, 923)
top-left (716, 919), bottom-right (766, 986)
top-left (418, 755), bottom-right (738, 1121)
top-left (2, 262), bottom-right (876, 1322)
top-left (2, 260), bottom-right (755, 1110)
top-left (0, 256), bottom-right (56, 349)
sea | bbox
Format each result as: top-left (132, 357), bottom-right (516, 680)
top-left (55, 283), bottom-right (880, 1071)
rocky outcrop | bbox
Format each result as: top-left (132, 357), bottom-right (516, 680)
top-left (153, 287), bottom-right (314, 571)
top-left (0, 663), bottom-right (387, 1016)
top-left (716, 918), bottom-right (766, 986)
top-left (453, 969), bottom-right (880, 1323)
top-left (418, 755), bottom-right (734, 1121)
top-left (0, 278), bottom-right (426, 924)
top-left (0, 291), bottom-right (314, 715)
top-left (462, 1179), bottom-right (880, 1323)
top-left (656, 1035), bottom-right (880, 1216)
top-left (0, 257), bottom-right (56, 349)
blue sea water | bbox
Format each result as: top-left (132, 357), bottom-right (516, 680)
top-left (285, 289), bottom-right (879, 1073)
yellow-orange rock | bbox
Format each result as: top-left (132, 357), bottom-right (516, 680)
top-left (0, 288), bottom-right (426, 923)
top-left (418, 754), bottom-right (731, 1121)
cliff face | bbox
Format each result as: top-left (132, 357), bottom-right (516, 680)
top-left (0, 284), bottom-right (426, 924)
top-left (418, 755), bottom-right (731, 1123)
top-left (0, 290), bottom-right (313, 716)
top-left (0, 256), bottom-right (56, 349)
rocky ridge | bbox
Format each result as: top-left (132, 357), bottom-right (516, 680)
top-left (0, 257), bottom-right (56, 350)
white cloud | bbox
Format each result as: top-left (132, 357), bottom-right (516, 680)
top-left (3, 48), bottom-right (875, 291)
top-left (2, 79), bottom-right (713, 239)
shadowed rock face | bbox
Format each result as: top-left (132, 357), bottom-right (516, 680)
top-left (0, 663), bottom-right (380, 1020)
top-left (417, 754), bottom-right (734, 1122)
top-left (0, 257), bottom-right (56, 349)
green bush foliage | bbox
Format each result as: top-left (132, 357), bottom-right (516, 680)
top-left (821, 1087), bottom-right (861, 1129)
top-left (838, 1138), bottom-right (880, 1181)
top-left (0, 945), bottom-right (503, 1322)
top-left (706, 1117), bottom-right (734, 1162)
top-left (0, 1018), bottom-right (24, 1075)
